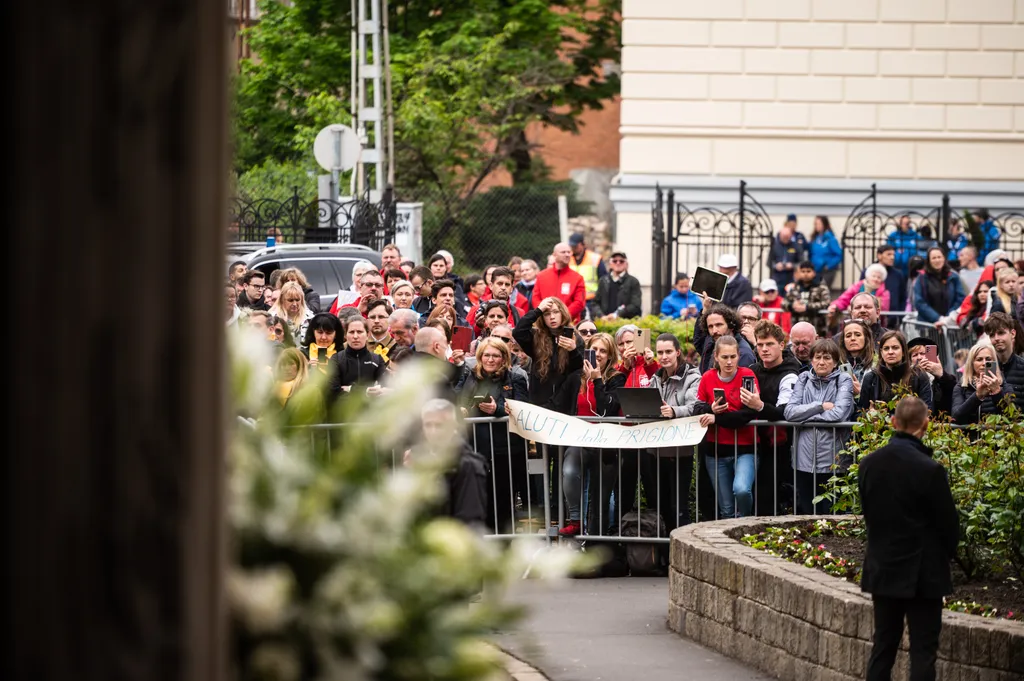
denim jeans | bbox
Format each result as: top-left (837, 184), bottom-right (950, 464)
top-left (704, 450), bottom-right (758, 518)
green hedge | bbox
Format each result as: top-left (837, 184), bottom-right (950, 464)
top-left (593, 315), bottom-right (696, 352)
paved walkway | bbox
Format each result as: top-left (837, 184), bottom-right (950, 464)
top-left (493, 577), bottom-right (771, 681)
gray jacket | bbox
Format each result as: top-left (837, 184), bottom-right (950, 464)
top-left (649, 364), bottom-right (701, 418)
top-left (784, 368), bottom-right (855, 473)
top-left (649, 363), bottom-right (702, 457)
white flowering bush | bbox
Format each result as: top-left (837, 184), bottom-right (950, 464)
top-left (227, 333), bottom-right (590, 680)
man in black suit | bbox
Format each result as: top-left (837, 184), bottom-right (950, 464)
top-left (858, 396), bottom-right (959, 681)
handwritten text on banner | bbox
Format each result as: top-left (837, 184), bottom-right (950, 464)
top-left (504, 399), bottom-right (707, 450)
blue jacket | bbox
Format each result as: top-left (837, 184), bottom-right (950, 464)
top-left (810, 231), bottom-right (843, 273)
top-left (768, 233), bottom-right (807, 289)
top-left (887, 229), bottom-right (918, 277)
top-left (979, 219), bottom-right (1001, 263)
top-left (912, 270), bottom-right (965, 322)
top-left (945, 234), bottom-right (969, 262)
top-left (660, 289), bottom-right (703, 318)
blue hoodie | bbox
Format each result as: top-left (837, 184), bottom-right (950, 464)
top-left (660, 289), bottom-right (704, 318)
top-left (810, 230), bottom-right (843, 273)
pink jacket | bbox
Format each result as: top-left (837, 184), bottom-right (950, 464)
top-left (834, 280), bottom-right (890, 312)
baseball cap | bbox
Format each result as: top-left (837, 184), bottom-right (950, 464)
top-left (718, 254), bottom-right (739, 269)
top-left (610, 251), bottom-right (627, 259)
top-left (759, 278), bottom-right (778, 292)
top-left (568, 233), bottom-right (585, 246)
top-left (786, 213), bottom-right (798, 223)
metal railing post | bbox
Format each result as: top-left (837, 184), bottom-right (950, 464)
top-left (738, 180), bottom-right (746, 274)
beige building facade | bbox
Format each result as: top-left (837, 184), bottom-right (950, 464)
top-left (611, 0), bottom-right (1024, 308)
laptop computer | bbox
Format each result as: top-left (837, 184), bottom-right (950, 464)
top-left (616, 387), bottom-right (664, 419)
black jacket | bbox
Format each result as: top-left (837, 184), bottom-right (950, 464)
top-left (929, 371), bottom-right (957, 417)
top-left (859, 365), bottom-right (934, 412)
top-left (302, 285), bottom-right (322, 313)
top-left (858, 432), bottom-right (959, 598)
top-left (593, 273), bottom-right (642, 318)
top-left (752, 350), bottom-right (803, 444)
top-left (237, 290), bottom-right (270, 311)
top-left (998, 352), bottom-right (1024, 412)
top-left (720, 274), bottom-right (753, 310)
top-left (950, 381), bottom-right (1013, 425)
top-left (326, 346), bottom-right (386, 402)
top-left (512, 307), bottom-right (584, 414)
top-left (457, 369), bottom-right (529, 417)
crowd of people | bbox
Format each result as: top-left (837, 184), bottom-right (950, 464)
top-left (226, 215), bottom-right (1024, 535)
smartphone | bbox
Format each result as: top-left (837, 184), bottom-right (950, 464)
top-left (838, 362), bottom-right (852, 376)
top-left (560, 326), bottom-right (576, 339)
top-left (472, 394), bottom-right (488, 406)
top-left (316, 346), bottom-right (327, 363)
top-left (713, 388), bottom-right (726, 404)
top-left (633, 327), bottom-right (652, 354)
top-left (984, 358), bottom-right (995, 375)
top-left (742, 376), bottom-right (755, 393)
top-left (585, 349), bottom-right (597, 366)
top-left (924, 345), bottom-right (939, 365)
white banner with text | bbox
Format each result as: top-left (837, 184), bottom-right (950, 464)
top-left (505, 399), bottom-right (707, 450)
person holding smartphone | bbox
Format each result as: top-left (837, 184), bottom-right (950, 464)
top-left (455, 337), bottom-right (528, 534)
top-left (693, 336), bottom-right (760, 519)
top-left (950, 341), bottom-right (1008, 425)
top-left (302, 312), bottom-right (344, 376)
top-left (907, 338), bottom-right (957, 416)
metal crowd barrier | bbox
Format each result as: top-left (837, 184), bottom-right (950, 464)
top-left (240, 414), bottom-right (999, 547)
top-left (900, 317), bottom-right (977, 374)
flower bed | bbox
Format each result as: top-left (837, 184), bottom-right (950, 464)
top-left (733, 519), bottom-right (1021, 621)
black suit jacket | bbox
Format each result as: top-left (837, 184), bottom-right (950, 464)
top-left (593, 273), bottom-right (643, 318)
top-left (858, 431), bottom-right (959, 599)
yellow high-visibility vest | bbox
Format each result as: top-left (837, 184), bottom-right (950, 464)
top-left (570, 250), bottom-right (602, 300)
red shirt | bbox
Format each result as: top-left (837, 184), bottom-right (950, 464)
top-left (616, 359), bottom-right (659, 388)
top-left (531, 265), bottom-right (586, 322)
top-left (696, 368), bottom-right (758, 446)
top-left (577, 381), bottom-right (599, 418)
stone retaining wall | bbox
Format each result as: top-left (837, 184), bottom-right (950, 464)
top-left (668, 516), bottom-right (1024, 681)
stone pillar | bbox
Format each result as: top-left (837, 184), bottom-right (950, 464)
top-left (12, 2), bottom-right (228, 680)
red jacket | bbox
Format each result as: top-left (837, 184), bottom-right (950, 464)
top-left (696, 368), bottom-right (758, 446)
top-left (616, 358), bottom-right (659, 388)
top-left (531, 265), bottom-right (586, 321)
top-left (467, 299), bottom-right (521, 331)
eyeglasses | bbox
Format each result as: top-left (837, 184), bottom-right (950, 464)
top-left (362, 282), bottom-right (383, 289)
top-left (249, 283), bottom-right (266, 290)
top-left (578, 328), bottom-right (596, 336)
top-left (740, 315), bottom-right (759, 323)
top-left (610, 258), bottom-right (626, 264)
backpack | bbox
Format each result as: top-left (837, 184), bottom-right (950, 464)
top-left (619, 510), bottom-right (669, 577)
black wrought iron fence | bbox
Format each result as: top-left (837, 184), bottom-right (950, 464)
top-left (227, 189), bottom-right (396, 251)
top-left (408, 182), bottom-right (592, 274)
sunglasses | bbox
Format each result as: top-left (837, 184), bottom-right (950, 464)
top-left (577, 328), bottom-right (596, 336)
top-left (491, 335), bottom-right (513, 343)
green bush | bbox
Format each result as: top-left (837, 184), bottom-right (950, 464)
top-left (594, 315), bottom-right (696, 353)
top-left (235, 159), bottom-right (319, 204)
top-left (819, 392), bottom-right (1024, 581)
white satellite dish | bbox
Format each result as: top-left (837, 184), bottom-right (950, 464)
top-left (313, 124), bottom-right (360, 172)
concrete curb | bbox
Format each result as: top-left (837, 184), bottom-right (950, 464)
top-left (493, 646), bottom-right (549, 681)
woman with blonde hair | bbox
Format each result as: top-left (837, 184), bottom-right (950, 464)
top-left (987, 265), bottom-right (1019, 320)
top-left (512, 296), bottom-right (584, 414)
top-left (277, 266), bottom-right (321, 313)
top-left (951, 341), bottom-right (1009, 425)
top-left (455, 336), bottom-right (528, 533)
top-left (270, 281), bottom-right (315, 343)
top-left (560, 332), bottom-right (626, 536)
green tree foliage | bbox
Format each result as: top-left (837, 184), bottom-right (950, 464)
top-left (232, 0), bottom-right (620, 195)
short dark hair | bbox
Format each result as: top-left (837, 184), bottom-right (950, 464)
top-left (894, 396), bottom-right (929, 432)
top-left (877, 244), bottom-right (895, 255)
top-left (431, 279), bottom-right (456, 299)
top-left (429, 253), bottom-right (448, 266)
top-left (365, 298), bottom-right (393, 316)
top-left (400, 259), bottom-right (416, 269)
top-left (302, 312), bottom-right (344, 346)
top-left (675, 272), bottom-right (689, 282)
top-left (242, 270), bottom-right (265, 285)
top-left (797, 260), bottom-right (814, 270)
top-left (655, 333), bottom-right (681, 351)
top-left (385, 268), bottom-right (407, 281)
top-left (737, 301), bottom-right (762, 318)
top-left (464, 274), bottom-right (483, 289)
top-left (228, 260), bottom-right (246, 275)
top-left (360, 269), bottom-right (383, 283)
top-left (491, 266), bottom-right (514, 283)
top-left (409, 265), bottom-right (433, 283)
top-left (753, 320), bottom-right (785, 343)
top-left (983, 312), bottom-right (1017, 337)
top-left (809, 339), bottom-right (841, 364)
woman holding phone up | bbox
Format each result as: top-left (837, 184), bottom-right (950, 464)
top-left (559, 332), bottom-right (626, 537)
top-left (694, 336), bottom-right (760, 519)
top-left (951, 341), bottom-right (1009, 425)
top-left (512, 297), bottom-right (584, 414)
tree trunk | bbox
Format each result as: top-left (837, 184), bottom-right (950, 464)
top-left (11, 2), bottom-right (228, 681)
